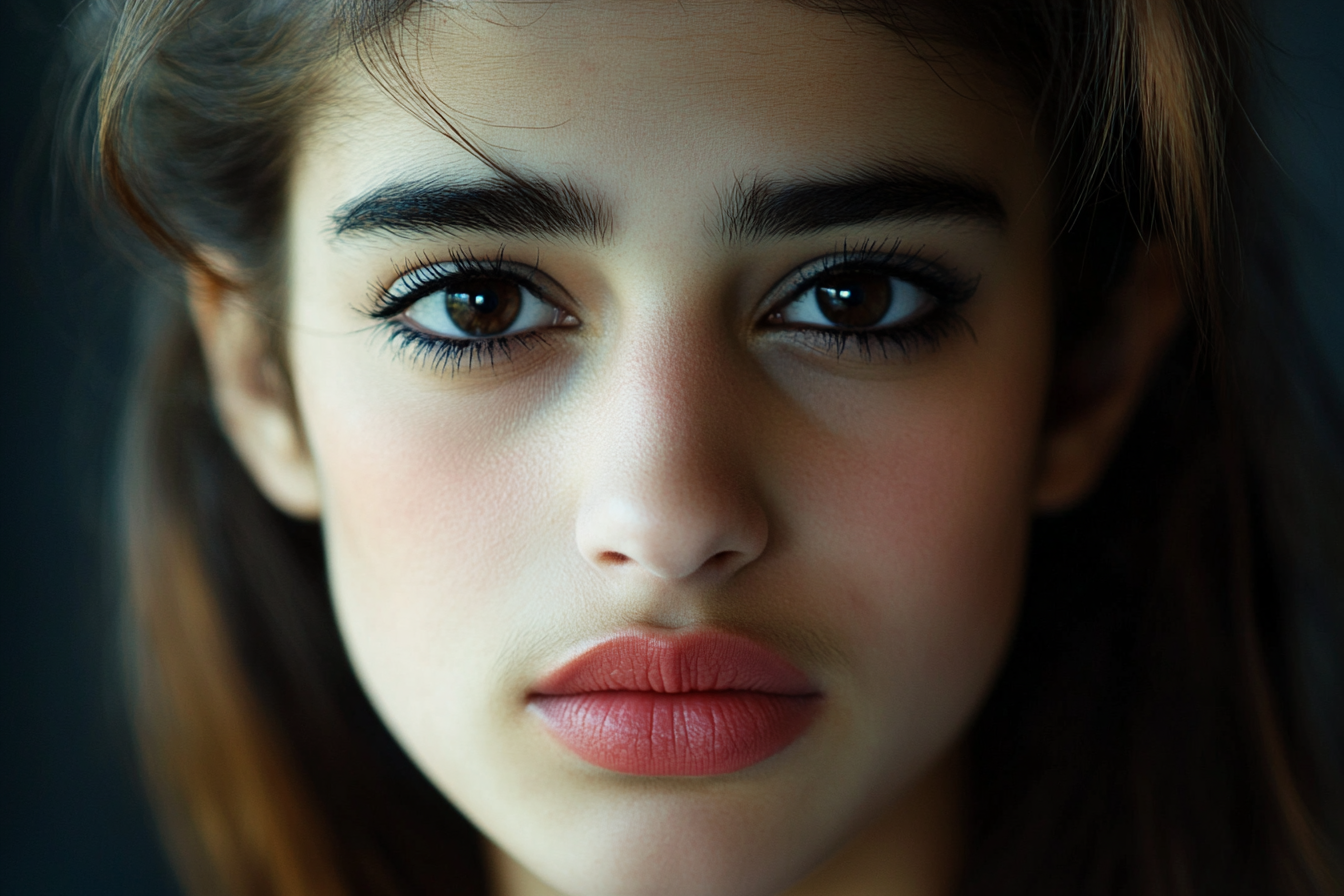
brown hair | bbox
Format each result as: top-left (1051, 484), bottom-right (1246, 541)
top-left (65, 0), bottom-right (1344, 893)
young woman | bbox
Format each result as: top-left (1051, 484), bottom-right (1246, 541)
top-left (67, 0), bottom-right (1344, 893)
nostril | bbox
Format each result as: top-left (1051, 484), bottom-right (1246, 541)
top-left (575, 491), bottom-right (768, 581)
top-left (705, 550), bottom-right (738, 570)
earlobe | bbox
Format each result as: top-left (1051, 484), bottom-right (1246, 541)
top-left (188, 263), bottom-right (322, 520)
top-left (1033, 242), bottom-right (1184, 512)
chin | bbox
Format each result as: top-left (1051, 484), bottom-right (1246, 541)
top-left (502, 795), bottom-right (840, 896)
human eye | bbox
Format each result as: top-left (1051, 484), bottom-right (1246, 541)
top-left (761, 242), bottom-right (977, 360)
top-left (366, 250), bottom-right (577, 373)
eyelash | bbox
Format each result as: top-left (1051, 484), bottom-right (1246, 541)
top-left (766, 238), bottom-right (977, 361)
top-left (367, 247), bottom-right (554, 373)
top-left (364, 241), bottom-right (978, 372)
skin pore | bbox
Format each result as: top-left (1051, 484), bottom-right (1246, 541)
top-left (192, 2), bottom-right (1181, 894)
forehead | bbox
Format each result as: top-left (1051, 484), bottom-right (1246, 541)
top-left (301, 0), bottom-right (1045, 230)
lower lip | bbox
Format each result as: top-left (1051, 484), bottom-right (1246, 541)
top-left (532, 691), bottom-right (820, 776)
top-left (529, 632), bottom-right (821, 777)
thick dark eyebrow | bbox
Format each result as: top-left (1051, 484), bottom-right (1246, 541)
top-left (330, 176), bottom-right (612, 245)
top-left (718, 164), bottom-right (1006, 243)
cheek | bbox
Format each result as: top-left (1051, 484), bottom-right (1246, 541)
top-left (809, 389), bottom-right (1036, 629)
top-left (793, 405), bottom-right (1033, 693)
top-left (313, 397), bottom-right (538, 598)
top-left (764, 312), bottom-right (1050, 772)
top-left (288, 342), bottom-right (565, 740)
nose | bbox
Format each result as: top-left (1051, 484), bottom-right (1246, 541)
top-left (574, 327), bottom-right (768, 584)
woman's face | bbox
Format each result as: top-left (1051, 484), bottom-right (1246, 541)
top-left (281, 2), bottom-right (1054, 893)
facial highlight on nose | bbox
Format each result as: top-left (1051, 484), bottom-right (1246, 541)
top-left (576, 486), bottom-right (768, 583)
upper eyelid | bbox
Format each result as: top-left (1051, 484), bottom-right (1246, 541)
top-left (389, 255), bottom-right (537, 296)
top-left (761, 250), bottom-right (973, 317)
top-left (371, 255), bottom-right (563, 319)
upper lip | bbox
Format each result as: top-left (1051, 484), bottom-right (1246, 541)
top-left (530, 630), bottom-right (820, 697)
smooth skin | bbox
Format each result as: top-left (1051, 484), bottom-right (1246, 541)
top-left (192, 2), bottom-right (1182, 894)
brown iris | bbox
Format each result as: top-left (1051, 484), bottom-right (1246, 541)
top-left (813, 272), bottom-right (892, 328)
top-left (445, 278), bottom-right (523, 336)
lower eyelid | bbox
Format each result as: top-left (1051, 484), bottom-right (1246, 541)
top-left (776, 310), bottom-right (970, 361)
top-left (384, 327), bottom-right (545, 374)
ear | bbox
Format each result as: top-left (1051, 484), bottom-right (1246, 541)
top-left (188, 264), bottom-right (322, 520)
top-left (1033, 242), bottom-right (1184, 512)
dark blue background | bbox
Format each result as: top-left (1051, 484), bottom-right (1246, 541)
top-left (2, 2), bottom-right (181, 893)
top-left (2, 1), bottom-right (1342, 893)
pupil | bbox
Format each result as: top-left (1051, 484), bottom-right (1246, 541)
top-left (446, 278), bottom-right (523, 336)
top-left (815, 273), bottom-right (891, 328)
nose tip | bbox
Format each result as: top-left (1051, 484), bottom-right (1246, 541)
top-left (576, 489), bottom-right (767, 583)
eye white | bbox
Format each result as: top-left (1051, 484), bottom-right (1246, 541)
top-left (779, 276), bottom-right (930, 328)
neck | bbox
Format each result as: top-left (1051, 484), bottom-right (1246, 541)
top-left (487, 750), bottom-right (964, 896)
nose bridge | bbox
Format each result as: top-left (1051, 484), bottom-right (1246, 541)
top-left (574, 315), bottom-right (766, 582)
top-left (611, 324), bottom-right (726, 470)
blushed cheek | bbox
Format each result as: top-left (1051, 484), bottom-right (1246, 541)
top-left (287, 342), bottom-right (561, 721)
top-left (770, 340), bottom-right (1047, 744)
top-left (790, 437), bottom-right (1028, 814)
top-left (319, 414), bottom-right (514, 595)
top-left (809, 431), bottom-right (1028, 663)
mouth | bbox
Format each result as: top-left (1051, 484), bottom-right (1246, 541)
top-left (528, 630), bottom-right (823, 776)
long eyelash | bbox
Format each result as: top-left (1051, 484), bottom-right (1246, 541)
top-left (820, 236), bottom-right (979, 306)
top-left (379, 325), bottom-right (553, 375)
top-left (775, 237), bottom-right (980, 360)
top-left (784, 312), bottom-right (975, 361)
top-left (361, 246), bottom-right (548, 374)
top-left (829, 236), bottom-right (901, 266)
top-left (366, 245), bottom-right (540, 320)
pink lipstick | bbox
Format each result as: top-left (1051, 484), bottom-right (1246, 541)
top-left (530, 631), bottom-right (821, 776)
